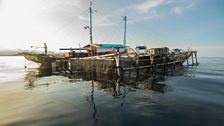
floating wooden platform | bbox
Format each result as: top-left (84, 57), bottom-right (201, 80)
top-left (51, 49), bottom-right (198, 80)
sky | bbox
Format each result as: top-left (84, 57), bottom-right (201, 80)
top-left (0, 0), bottom-right (223, 57)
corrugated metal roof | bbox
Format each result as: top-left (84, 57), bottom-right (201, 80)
top-left (100, 44), bottom-right (125, 48)
top-left (83, 43), bottom-right (126, 48)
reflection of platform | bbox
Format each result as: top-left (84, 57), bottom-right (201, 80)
top-left (67, 65), bottom-right (190, 93)
top-left (24, 68), bottom-right (52, 90)
top-left (24, 64), bottom-right (192, 94)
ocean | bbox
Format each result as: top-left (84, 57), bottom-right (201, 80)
top-left (0, 56), bottom-right (224, 126)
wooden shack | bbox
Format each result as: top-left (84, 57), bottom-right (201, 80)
top-left (83, 44), bottom-right (126, 56)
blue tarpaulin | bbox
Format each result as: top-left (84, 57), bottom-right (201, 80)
top-left (136, 46), bottom-right (146, 50)
top-left (100, 44), bottom-right (125, 48)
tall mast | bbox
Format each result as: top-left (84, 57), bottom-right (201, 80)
top-left (123, 16), bottom-right (127, 47)
top-left (89, 2), bottom-right (93, 47)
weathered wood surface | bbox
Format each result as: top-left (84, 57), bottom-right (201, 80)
top-left (54, 50), bottom-right (198, 75)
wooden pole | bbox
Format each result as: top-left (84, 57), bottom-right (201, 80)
top-left (136, 56), bottom-right (139, 79)
top-left (68, 60), bottom-right (71, 71)
top-left (44, 43), bottom-right (48, 55)
top-left (186, 55), bottom-right (189, 66)
top-left (163, 55), bottom-right (167, 75)
top-left (89, 2), bottom-right (93, 54)
top-left (115, 78), bottom-right (120, 96)
top-left (115, 48), bottom-right (120, 77)
top-left (191, 53), bottom-right (194, 66)
top-left (195, 52), bottom-right (198, 65)
top-left (150, 55), bottom-right (154, 65)
top-left (123, 16), bottom-right (127, 47)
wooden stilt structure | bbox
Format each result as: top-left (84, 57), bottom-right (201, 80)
top-left (20, 2), bottom-right (199, 78)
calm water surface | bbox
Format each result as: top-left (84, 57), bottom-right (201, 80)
top-left (0, 56), bottom-right (224, 126)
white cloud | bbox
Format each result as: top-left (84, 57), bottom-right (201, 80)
top-left (171, 0), bottom-right (198, 15)
top-left (134, 0), bottom-right (166, 13)
top-left (0, 0), bottom-right (89, 50)
top-left (94, 15), bottom-right (115, 27)
top-left (173, 7), bottom-right (183, 14)
top-left (0, 0), bottom-right (201, 50)
top-left (187, 0), bottom-right (198, 8)
top-left (123, 0), bottom-right (198, 21)
top-left (112, 0), bottom-right (194, 24)
top-left (78, 16), bottom-right (88, 21)
top-left (127, 10), bottom-right (160, 24)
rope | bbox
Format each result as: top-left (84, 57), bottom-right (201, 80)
top-left (48, 8), bottom-right (89, 39)
top-left (92, 12), bottom-right (124, 43)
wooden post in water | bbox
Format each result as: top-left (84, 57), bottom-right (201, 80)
top-left (136, 56), bottom-right (139, 79)
top-left (191, 53), bottom-right (194, 66)
top-left (114, 48), bottom-right (124, 92)
top-left (44, 43), bottom-right (48, 55)
top-left (115, 78), bottom-right (120, 96)
top-left (68, 60), bottom-right (71, 71)
top-left (150, 55), bottom-right (154, 65)
top-left (187, 57), bottom-right (189, 66)
top-left (115, 48), bottom-right (121, 77)
top-left (172, 53), bottom-right (176, 68)
top-left (195, 52), bottom-right (198, 65)
top-left (163, 54), bottom-right (167, 75)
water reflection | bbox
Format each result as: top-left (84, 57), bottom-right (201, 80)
top-left (24, 68), bottom-right (52, 90)
top-left (121, 81), bottom-right (127, 107)
top-left (21, 64), bottom-right (196, 126)
top-left (24, 65), bottom-right (191, 93)
top-left (90, 81), bottom-right (97, 124)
